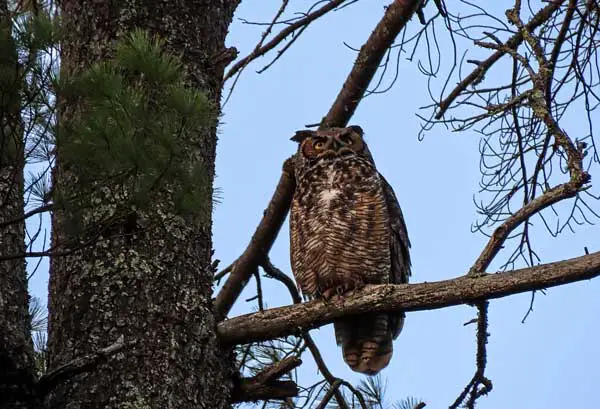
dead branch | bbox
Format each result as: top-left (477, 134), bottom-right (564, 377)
top-left (35, 335), bottom-right (126, 396)
top-left (450, 302), bottom-right (492, 409)
top-left (252, 356), bottom-right (302, 384)
top-left (232, 379), bottom-right (299, 403)
top-left (0, 203), bottom-right (53, 228)
top-left (303, 332), bottom-right (351, 409)
top-left (262, 258), bottom-right (302, 305)
top-left (322, 0), bottom-right (422, 127)
top-left (231, 347), bottom-right (302, 403)
top-left (435, 0), bottom-right (566, 120)
top-left (469, 178), bottom-right (588, 274)
top-left (218, 250), bottom-right (600, 345)
top-left (468, 0), bottom-right (591, 275)
top-left (315, 379), bottom-right (343, 409)
top-left (214, 0), bottom-right (422, 320)
top-left (261, 259), bottom-right (351, 409)
top-left (214, 158), bottom-right (295, 320)
top-left (224, 0), bottom-right (348, 82)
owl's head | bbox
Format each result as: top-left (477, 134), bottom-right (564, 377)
top-left (291, 126), bottom-right (374, 171)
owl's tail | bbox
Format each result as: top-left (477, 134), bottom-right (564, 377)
top-left (334, 313), bottom-right (396, 375)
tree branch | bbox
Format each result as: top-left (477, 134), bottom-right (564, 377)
top-left (224, 0), bottom-right (348, 82)
top-left (232, 379), bottom-right (299, 403)
top-left (218, 251), bottom-right (600, 345)
top-left (252, 356), bottom-right (302, 384)
top-left (262, 259), bottom-right (351, 409)
top-left (469, 179), bottom-right (587, 274)
top-left (35, 335), bottom-right (126, 396)
top-left (213, 0), bottom-right (422, 320)
top-left (214, 159), bottom-right (295, 320)
top-left (435, 0), bottom-right (566, 120)
top-left (322, 0), bottom-right (422, 127)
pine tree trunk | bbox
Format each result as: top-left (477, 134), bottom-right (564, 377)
top-left (48, 1), bottom-right (239, 408)
top-left (0, 3), bottom-right (35, 408)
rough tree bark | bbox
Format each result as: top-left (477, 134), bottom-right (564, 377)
top-left (0, 2), bottom-right (35, 407)
top-left (47, 1), bottom-right (240, 408)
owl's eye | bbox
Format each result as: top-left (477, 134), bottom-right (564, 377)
top-left (314, 140), bottom-right (325, 150)
top-left (340, 135), bottom-right (353, 145)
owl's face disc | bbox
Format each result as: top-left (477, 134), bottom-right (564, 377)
top-left (292, 126), bottom-right (373, 172)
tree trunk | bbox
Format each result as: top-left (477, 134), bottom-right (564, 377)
top-left (0, 3), bottom-right (35, 408)
top-left (48, 1), bottom-right (239, 408)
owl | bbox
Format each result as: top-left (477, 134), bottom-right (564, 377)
top-left (289, 125), bottom-right (411, 375)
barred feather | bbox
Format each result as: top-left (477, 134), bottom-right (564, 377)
top-left (289, 126), bottom-right (411, 375)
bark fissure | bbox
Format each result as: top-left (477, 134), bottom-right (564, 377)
top-left (47, 1), bottom-right (240, 407)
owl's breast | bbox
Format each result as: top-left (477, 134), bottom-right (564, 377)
top-left (290, 157), bottom-right (391, 297)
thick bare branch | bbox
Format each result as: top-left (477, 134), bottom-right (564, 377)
top-left (213, 0), bottom-right (422, 320)
top-left (214, 159), bottom-right (295, 320)
top-left (218, 251), bottom-right (600, 345)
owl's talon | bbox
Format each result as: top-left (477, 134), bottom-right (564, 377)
top-left (321, 281), bottom-right (364, 299)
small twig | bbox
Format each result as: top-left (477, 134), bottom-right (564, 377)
top-left (0, 202), bottom-right (53, 228)
top-left (262, 258), bottom-right (302, 304)
top-left (435, 0), bottom-right (567, 119)
top-left (315, 379), bottom-right (343, 409)
top-left (252, 356), bottom-right (302, 384)
top-left (450, 302), bottom-right (492, 409)
top-left (214, 262), bottom-right (234, 283)
top-left (35, 335), bottom-right (127, 396)
top-left (232, 379), bottom-right (298, 403)
top-left (303, 333), bottom-right (351, 409)
top-left (254, 269), bottom-right (264, 312)
top-left (521, 290), bottom-right (537, 323)
top-left (224, 0), bottom-right (348, 82)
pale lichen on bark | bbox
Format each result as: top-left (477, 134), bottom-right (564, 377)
top-left (47, 1), bottom-right (240, 408)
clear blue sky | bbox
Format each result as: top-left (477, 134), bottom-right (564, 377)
top-left (28, 2), bottom-right (599, 408)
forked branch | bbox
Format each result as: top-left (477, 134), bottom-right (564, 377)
top-left (435, 0), bottom-right (566, 120)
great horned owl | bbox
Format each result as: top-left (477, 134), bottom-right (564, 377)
top-left (289, 125), bottom-right (411, 375)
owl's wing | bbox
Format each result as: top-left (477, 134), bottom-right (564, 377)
top-left (380, 173), bottom-right (411, 284)
top-left (379, 173), bottom-right (411, 339)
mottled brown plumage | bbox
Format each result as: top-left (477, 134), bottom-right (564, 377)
top-left (289, 126), bottom-right (411, 375)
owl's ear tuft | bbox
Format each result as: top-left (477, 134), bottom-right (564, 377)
top-left (347, 125), bottom-right (364, 136)
top-left (291, 130), bottom-right (314, 143)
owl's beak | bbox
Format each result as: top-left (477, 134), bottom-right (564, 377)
top-left (317, 138), bottom-right (352, 158)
